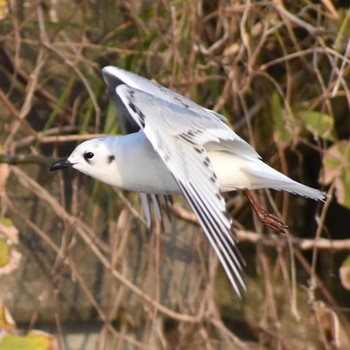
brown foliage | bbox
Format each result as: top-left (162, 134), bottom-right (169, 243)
top-left (0, 1), bottom-right (350, 349)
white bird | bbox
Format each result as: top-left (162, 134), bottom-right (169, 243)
top-left (50, 66), bottom-right (328, 298)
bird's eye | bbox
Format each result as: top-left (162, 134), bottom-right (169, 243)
top-left (83, 151), bottom-right (94, 161)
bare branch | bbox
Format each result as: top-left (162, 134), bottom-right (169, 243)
top-left (171, 203), bottom-right (350, 251)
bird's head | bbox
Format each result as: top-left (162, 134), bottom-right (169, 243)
top-left (50, 138), bottom-right (117, 181)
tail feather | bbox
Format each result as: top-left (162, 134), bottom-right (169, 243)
top-left (245, 163), bottom-right (328, 201)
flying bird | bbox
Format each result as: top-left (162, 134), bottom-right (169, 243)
top-left (50, 66), bottom-right (328, 297)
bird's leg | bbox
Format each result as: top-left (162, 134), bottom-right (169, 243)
top-left (243, 190), bottom-right (288, 234)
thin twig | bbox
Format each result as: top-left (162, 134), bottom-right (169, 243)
top-left (171, 203), bottom-right (350, 251)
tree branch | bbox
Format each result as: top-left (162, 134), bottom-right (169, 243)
top-left (171, 203), bottom-right (350, 251)
top-left (0, 154), bottom-right (53, 166)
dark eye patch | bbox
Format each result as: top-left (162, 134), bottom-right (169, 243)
top-left (107, 155), bottom-right (115, 164)
top-left (83, 151), bottom-right (94, 162)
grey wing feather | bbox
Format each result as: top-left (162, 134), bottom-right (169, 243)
top-left (102, 67), bottom-right (141, 134)
top-left (139, 193), bottom-right (152, 229)
top-left (102, 66), bottom-right (230, 129)
top-left (117, 84), bottom-right (246, 296)
top-left (139, 193), bottom-right (171, 230)
top-left (114, 82), bottom-right (259, 159)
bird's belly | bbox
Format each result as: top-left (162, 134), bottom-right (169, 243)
top-left (116, 140), bottom-right (182, 194)
top-left (209, 151), bottom-right (256, 192)
top-left (121, 149), bottom-right (257, 195)
top-left (124, 160), bottom-right (181, 195)
top-left (128, 150), bottom-right (256, 195)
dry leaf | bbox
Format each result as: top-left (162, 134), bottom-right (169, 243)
top-left (314, 301), bottom-right (340, 349)
top-left (339, 255), bottom-right (350, 291)
top-left (0, 219), bottom-right (19, 244)
top-left (0, 163), bottom-right (9, 197)
top-left (321, 141), bottom-right (350, 209)
top-left (0, 242), bottom-right (21, 276)
top-left (0, 303), bottom-right (16, 333)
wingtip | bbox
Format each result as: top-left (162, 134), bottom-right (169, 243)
top-left (102, 66), bottom-right (123, 91)
top-left (101, 65), bottom-right (114, 78)
top-left (102, 65), bottom-right (119, 75)
top-left (229, 274), bottom-right (246, 300)
top-left (322, 191), bottom-right (331, 202)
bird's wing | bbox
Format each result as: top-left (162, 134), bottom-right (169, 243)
top-left (103, 66), bottom-right (259, 159)
top-left (102, 66), bottom-right (230, 127)
top-left (103, 67), bottom-right (176, 224)
top-left (140, 193), bottom-right (172, 229)
top-left (116, 84), bottom-right (246, 297)
top-left (102, 66), bottom-right (143, 134)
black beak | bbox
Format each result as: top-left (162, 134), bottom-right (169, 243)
top-left (50, 158), bottom-right (74, 171)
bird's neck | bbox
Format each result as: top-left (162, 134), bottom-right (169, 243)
top-left (104, 132), bottom-right (180, 194)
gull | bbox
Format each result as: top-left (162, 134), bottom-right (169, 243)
top-left (50, 66), bottom-right (328, 297)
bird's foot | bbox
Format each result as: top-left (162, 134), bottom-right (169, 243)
top-left (243, 190), bottom-right (288, 234)
top-left (253, 206), bottom-right (288, 234)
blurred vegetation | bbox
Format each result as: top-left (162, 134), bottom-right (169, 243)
top-left (0, 0), bottom-right (350, 349)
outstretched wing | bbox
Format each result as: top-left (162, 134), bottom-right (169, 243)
top-left (116, 84), bottom-right (246, 297)
top-left (102, 66), bottom-right (229, 129)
